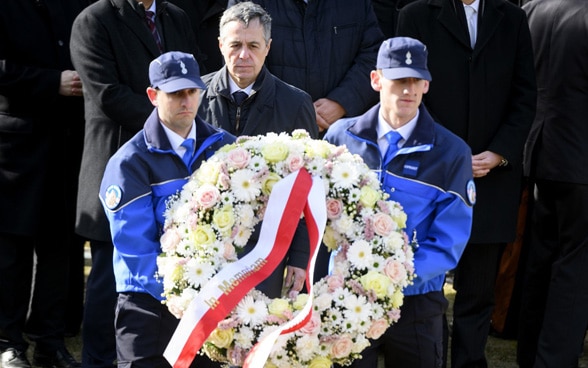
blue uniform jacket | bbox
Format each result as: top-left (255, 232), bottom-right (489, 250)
top-left (324, 104), bottom-right (475, 296)
top-left (99, 109), bottom-right (236, 300)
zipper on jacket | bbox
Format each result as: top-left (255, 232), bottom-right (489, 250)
top-left (235, 106), bottom-right (241, 133)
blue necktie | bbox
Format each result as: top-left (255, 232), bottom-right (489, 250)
top-left (232, 91), bottom-right (248, 105)
top-left (382, 130), bottom-right (402, 167)
top-left (181, 138), bottom-right (195, 167)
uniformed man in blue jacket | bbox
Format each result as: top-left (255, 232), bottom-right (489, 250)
top-left (323, 37), bottom-right (475, 368)
top-left (99, 51), bottom-right (235, 367)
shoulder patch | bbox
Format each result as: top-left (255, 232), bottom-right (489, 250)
top-left (466, 179), bottom-right (476, 205)
top-left (105, 185), bottom-right (122, 210)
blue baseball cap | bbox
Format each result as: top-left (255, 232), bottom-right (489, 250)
top-left (376, 37), bottom-right (432, 81)
top-left (149, 51), bottom-right (206, 92)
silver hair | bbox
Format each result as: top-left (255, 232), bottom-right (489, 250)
top-left (219, 1), bottom-right (272, 45)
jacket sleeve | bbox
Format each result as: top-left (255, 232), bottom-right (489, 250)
top-left (100, 154), bottom-right (164, 299)
top-left (325, 1), bottom-right (384, 116)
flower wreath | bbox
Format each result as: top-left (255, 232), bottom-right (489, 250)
top-left (157, 130), bottom-right (416, 368)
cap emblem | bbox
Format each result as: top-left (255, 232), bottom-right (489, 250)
top-left (405, 51), bottom-right (413, 65)
top-left (179, 61), bottom-right (188, 75)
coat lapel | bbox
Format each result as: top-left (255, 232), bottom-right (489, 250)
top-left (475, 0), bottom-right (503, 52)
top-left (436, 0), bottom-right (471, 49)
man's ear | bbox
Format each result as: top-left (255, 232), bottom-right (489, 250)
top-left (422, 80), bottom-right (430, 94)
top-left (370, 70), bottom-right (382, 92)
top-left (146, 87), bottom-right (158, 106)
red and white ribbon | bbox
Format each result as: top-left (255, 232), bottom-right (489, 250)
top-left (164, 168), bottom-right (326, 368)
top-left (243, 173), bottom-right (326, 367)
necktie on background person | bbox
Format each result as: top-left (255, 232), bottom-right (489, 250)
top-left (465, 5), bottom-right (477, 48)
top-left (145, 10), bottom-right (163, 53)
top-left (232, 90), bottom-right (248, 106)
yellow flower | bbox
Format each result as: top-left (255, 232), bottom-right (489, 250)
top-left (391, 288), bottom-right (404, 309)
top-left (322, 226), bottom-right (338, 251)
top-left (293, 293), bottom-right (309, 310)
top-left (191, 224), bottom-right (216, 246)
top-left (261, 172), bottom-right (281, 195)
top-left (308, 356), bottom-right (332, 368)
top-left (306, 140), bottom-right (332, 159)
top-left (212, 206), bottom-right (234, 235)
top-left (195, 161), bottom-right (220, 185)
top-left (360, 271), bottom-right (391, 299)
top-left (359, 185), bottom-right (379, 208)
top-left (268, 298), bottom-right (291, 318)
top-left (207, 327), bottom-right (234, 349)
top-left (261, 142), bottom-right (289, 163)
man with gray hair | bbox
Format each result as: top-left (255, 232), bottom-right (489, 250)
top-left (198, 1), bottom-right (318, 300)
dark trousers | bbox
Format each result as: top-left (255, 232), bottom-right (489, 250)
top-left (348, 291), bottom-right (447, 368)
top-left (115, 292), bottom-right (220, 368)
top-left (450, 242), bottom-right (504, 368)
top-left (82, 240), bottom-right (117, 368)
top-left (517, 180), bottom-right (588, 368)
top-left (0, 232), bottom-right (70, 352)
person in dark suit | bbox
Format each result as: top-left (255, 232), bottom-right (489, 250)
top-left (167, 0), bottom-right (228, 74)
top-left (517, 1), bottom-right (588, 367)
top-left (396, 0), bottom-right (537, 367)
top-left (198, 1), bottom-right (318, 299)
top-left (70, 0), bottom-right (199, 366)
top-left (227, 0), bottom-right (384, 135)
top-left (0, 0), bottom-right (89, 367)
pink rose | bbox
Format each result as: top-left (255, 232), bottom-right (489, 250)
top-left (223, 242), bottom-right (237, 261)
top-left (327, 274), bottom-right (344, 292)
top-left (366, 318), bottom-right (388, 339)
top-left (372, 212), bottom-right (394, 236)
top-left (195, 184), bottom-right (220, 209)
top-left (330, 334), bottom-right (353, 359)
top-left (227, 148), bottom-right (250, 169)
top-left (326, 198), bottom-right (343, 219)
top-left (287, 154), bottom-right (305, 172)
top-left (300, 312), bottom-right (321, 335)
top-left (160, 229), bottom-right (181, 253)
top-left (383, 259), bottom-right (406, 283)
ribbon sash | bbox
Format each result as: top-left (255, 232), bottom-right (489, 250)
top-left (164, 168), bottom-right (326, 368)
top-left (243, 173), bottom-right (326, 367)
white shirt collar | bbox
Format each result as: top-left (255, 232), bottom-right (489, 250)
top-left (377, 109), bottom-right (419, 152)
top-left (161, 121), bottom-right (197, 156)
top-left (228, 77), bottom-right (253, 95)
top-left (464, 0), bottom-right (480, 13)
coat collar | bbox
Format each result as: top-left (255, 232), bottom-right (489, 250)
top-left (142, 108), bottom-right (225, 152)
top-left (432, 0), bottom-right (504, 51)
top-left (348, 104), bottom-right (437, 148)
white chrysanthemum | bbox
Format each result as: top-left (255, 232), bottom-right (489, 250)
top-left (295, 334), bottom-right (320, 362)
top-left (348, 187), bottom-right (361, 202)
top-left (236, 204), bottom-right (255, 227)
top-left (371, 254), bottom-right (386, 272)
top-left (230, 169), bottom-right (262, 202)
top-left (185, 259), bottom-right (215, 288)
top-left (347, 239), bottom-right (373, 270)
top-left (313, 291), bottom-right (333, 312)
top-left (236, 295), bottom-right (268, 326)
top-left (306, 157), bottom-right (326, 177)
top-left (234, 326), bottom-right (255, 349)
top-left (248, 155), bottom-right (266, 172)
top-left (343, 293), bottom-right (372, 325)
top-left (383, 231), bottom-right (406, 252)
top-left (233, 226), bottom-right (253, 247)
top-left (330, 161), bottom-right (359, 189)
